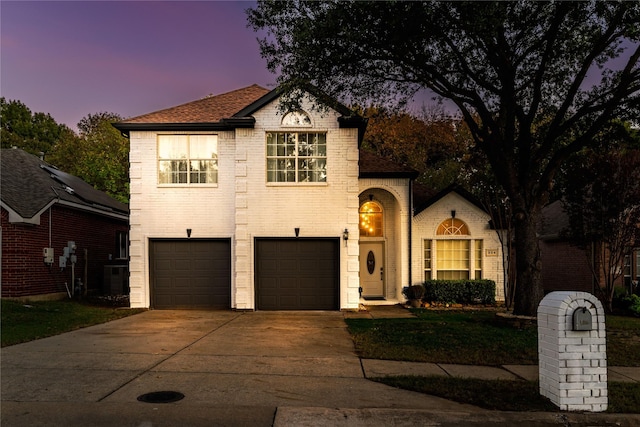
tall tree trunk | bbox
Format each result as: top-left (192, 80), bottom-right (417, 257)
top-left (512, 206), bottom-right (545, 316)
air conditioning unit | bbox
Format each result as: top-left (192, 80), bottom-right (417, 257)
top-left (103, 265), bottom-right (129, 295)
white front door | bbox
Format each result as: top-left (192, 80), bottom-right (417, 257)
top-left (359, 241), bottom-right (385, 298)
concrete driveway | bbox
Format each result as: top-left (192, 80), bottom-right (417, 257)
top-left (1, 310), bottom-right (478, 426)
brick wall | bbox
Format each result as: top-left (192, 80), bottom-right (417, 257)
top-left (1, 205), bottom-right (129, 298)
top-left (540, 240), bottom-right (594, 293)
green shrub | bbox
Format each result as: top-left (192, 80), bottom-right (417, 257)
top-left (422, 279), bottom-right (496, 305)
top-left (402, 284), bottom-right (425, 300)
top-left (620, 294), bottom-right (640, 317)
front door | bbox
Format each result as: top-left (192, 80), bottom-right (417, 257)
top-left (359, 241), bottom-right (385, 298)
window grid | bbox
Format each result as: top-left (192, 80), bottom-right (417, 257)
top-left (266, 132), bottom-right (327, 183)
top-left (158, 135), bottom-right (218, 185)
top-left (424, 238), bottom-right (483, 281)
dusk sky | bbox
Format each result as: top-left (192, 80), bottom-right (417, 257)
top-left (1, 1), bottom-right (276, 130)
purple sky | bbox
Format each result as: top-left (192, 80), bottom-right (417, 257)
top-left (1, 1), bottom-right (276, 130)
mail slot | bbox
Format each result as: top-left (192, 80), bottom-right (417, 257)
top-left (573, 307), bottom-right (592, 331)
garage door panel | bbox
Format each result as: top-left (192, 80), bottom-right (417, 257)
top-left (255, 239), bottom-right (339, 310)
top-left (150, 239), bottom-right (231, 310)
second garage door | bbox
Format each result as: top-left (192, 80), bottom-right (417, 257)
top-left (255, 238), bottom-right (339, 310)
top-left (150, 239), bottom-right (231, 309)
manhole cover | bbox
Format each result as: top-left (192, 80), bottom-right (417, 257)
top-left (137, 391), bottom-right (185, 403)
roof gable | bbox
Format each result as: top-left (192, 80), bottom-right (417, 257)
top-left (414, 184), bottom-right (487, 216)
top-left (1, 149), bottom-right (128, 222)
top-left (113, 84), bottom-right (367, 141)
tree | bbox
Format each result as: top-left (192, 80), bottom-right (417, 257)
top-left (0, 97), bottom-right (68, 155)
top-left (561, 122), bottom-right (640, 312)
top-left (361, 106), bottom-right (472, 191)
top-left (248, 1), bottom-right (640, 315)
top-left (49, 112), bottom-right (129, 203)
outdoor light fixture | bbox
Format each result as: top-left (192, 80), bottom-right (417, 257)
top-left (451, 210), bottom-right (456, 219)
top-left (369, 194), bottom-right (374, 201)
top-left (295, 227), bottom-right (300, 237)
top-left (187, 228), bottom-right (192, 238)
top-left (343, 228), bottom-right (349, 241)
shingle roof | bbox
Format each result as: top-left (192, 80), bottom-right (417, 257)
top-left (119, 84), bottom-right (271, 124)
top-left (1, 148), bottom-right (128, 220)
top-left (358, 150), bottom-right (419, 179)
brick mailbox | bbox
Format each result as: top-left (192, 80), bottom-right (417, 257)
top-left (537, 291), bottom-right (607, 412)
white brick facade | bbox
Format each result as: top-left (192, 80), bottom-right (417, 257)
top-left (411, 192), bottom-right (505, 300)
top-left (126, 88), bottom-right (505, 310)
top-left (128, 96), bottom-right (361, 310)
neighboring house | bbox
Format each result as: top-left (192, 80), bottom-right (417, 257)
top-left (1, 148), bottom-right (129, 299)
top-left (113, 84), bottom-right (504, 310)
top-left (540, 199), bottom-right (640, 295)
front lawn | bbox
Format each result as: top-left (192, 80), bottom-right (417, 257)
top-left (1, 299), bottom-right (146, 347)
top-left (345, 309), bottom-right (640, 366)
top-left (346, 308), bottom-right (640, 413)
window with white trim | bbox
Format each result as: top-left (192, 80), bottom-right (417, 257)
top-left (158, 134), bottom-right (218, 184)
top-left (424, 218), bottom-right (483, 280)
top-left (266, 132), bottom-right (327, 183)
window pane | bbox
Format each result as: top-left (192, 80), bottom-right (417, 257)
top-left (436, 240), bottom-right (470, 278)
top-left (190, 135), bottom-right (217, 159)
top-left (158, 135), bottom-right (188, 159)
top-left (266, 132), bottom-right (327, 183)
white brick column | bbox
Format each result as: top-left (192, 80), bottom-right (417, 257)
top-left (537, 291), bottom-right (607, 412)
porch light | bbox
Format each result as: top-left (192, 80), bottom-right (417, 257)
top-left (343, 229), bottom-right (349, 241)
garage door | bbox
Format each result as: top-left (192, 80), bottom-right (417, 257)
top-left (150, 239), bottom-right (231, 309)
top-left (255, 238), bottom-right (339, 310)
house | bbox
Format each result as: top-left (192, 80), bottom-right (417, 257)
top-left (1, 148), bottom-right (129, 299)
top-left (113, 84), bottom-right (504, 310)
top-left (540, 199), bottom-right (640, 295)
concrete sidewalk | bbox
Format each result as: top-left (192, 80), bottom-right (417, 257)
top-left (1, 307), bottom-right (639, 426)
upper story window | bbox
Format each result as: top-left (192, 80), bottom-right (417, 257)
top-left (158, 134), bottom-right (218, 185)
top-left (359, 201), bottom-right (383, 237)
top-left (281, 110), bottom-right (312, 127)
top-left (266, 132), bottom-right (327, 183)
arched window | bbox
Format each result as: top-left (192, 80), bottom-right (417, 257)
top-left (281, 110), bottom-right (312, 127)
top-left (424, 218), bottom-right (482, 281)
top-left (436, 218), bottom-right (469, 235)
top-left (359, 201), bottom-right (383, 237)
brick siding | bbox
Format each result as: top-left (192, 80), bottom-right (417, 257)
top-left (1, 206), bottom-right (129, 298)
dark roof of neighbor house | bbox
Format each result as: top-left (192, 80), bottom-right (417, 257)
top-left (113, 84), bottom-right (368, 142)
top-left (539, 199), bottom-right (569, 240)
top-left (1, 148), bottom-right (128, 221)
top-left (358, 150), bottom-right (419, 179)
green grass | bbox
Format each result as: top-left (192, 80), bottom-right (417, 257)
top-left (346, 310), bottom-right (538, 365)
top-left (1, 299), bottom-right (146, 347)
top-left (373, 376), bottom-right (640, 413)
top-left (347, 309), bottom-right (640, 413)
top-left (345, 309), bottom-right (640, 366)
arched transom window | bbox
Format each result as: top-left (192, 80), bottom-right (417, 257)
top-left (359, 201), bottom-right (383, 237)
top-left (281, 110), bottom-right (312, 127)
top-left (437, 218), bottom-right (469, 235)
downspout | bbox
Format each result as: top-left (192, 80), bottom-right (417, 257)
top-left (408, 179), bottom-right (413, 286)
